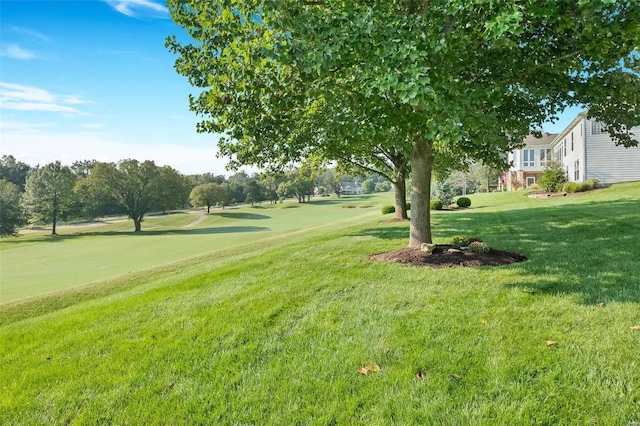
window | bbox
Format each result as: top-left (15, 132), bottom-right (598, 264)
top-left (571, 132), bottom-right (574, 151)
top-left (523, 149), bottom-right (535, 167)
top-left (539, 148), bottom-right (551, 167)
top-left (512, 151), bottom-right (518, 168)
top-left (526, 176), bottom-right (536, 187)
top-left (574, 160), bottom-right (580, 181)
top-left (563, 139), bottom-right (566, 156)
top-left (591, 121), bottom-right (606, 135)
top-left (554, 145), bottom-right (562, 162)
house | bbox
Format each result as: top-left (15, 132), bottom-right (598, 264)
top-left (506, 112), bottom-right (640, 190)
top-left (550, 112), bottom-right (640, 185)
top-left (506, 132), bottom-right (558, 190)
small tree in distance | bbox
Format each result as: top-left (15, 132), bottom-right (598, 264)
top-left (190, 183), bottom-right (224, 213)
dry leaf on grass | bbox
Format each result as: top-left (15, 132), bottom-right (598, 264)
top-left (479, 319), bottom-right (487, 324)
top-left (631, 326), bottom-right (640, 330)
top-left (450, 374), bottom-right (462, 381)
top-left (416, 370), bottom-right (426, 381)
top-left (546, 340), bottom-right (557, 346)
top-left (357, 364), bottom-right (381, 375)
top-left (597, 302), bottom-right (605, 307)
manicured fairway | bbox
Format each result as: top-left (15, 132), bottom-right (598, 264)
top-left (1, 183), bottom-right (639, 424)
top-left (0, 195), bottom-right (381, 303)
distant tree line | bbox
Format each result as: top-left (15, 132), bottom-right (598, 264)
top-left (0, 155), bottom-right (393, 236)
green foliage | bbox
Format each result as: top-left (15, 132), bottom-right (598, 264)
top-left (452, 235), bottom-right (471, 247)
top-left (468, 241), bottom-right (490, 254)
top-left (85, 160), bottom-right (165, 232)
top-left (167, 0), bottom-right (640, 247)
top-left (156, 166), bottom-right (190, 212)
top-left (190, 183), bottom-right (228, 213)
top-left (430, 200), bottom-right (443, 210)
top-left (0, 180), bottom-right (23, 237)
top-left (562, 182), bottom-right (580, 193)
top-left (381, 205), bottom-right (396, 215)
top-left (456, 197), bottom-right (472, 208)
top-left (374, 181), bottom-right (392, 192)
top-left (538, 161), bottom-right (568, 192)
top-left (73, 177), bottom-right (121, 221)
top-left (406, 201), bottom-right (411, 211)
top-left (21, 162), bottom-right (77, 234)
top-left (432, 180), bottom-right (454, 206)
top-left (361, 179), bottom-right (375, 194)
top-left (0, 155), bottom-right (31, 191)
top-left (563, 179), bottom-right (599, 193)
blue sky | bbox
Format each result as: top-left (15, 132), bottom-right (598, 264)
top-left (0, 1), bottom-right (582, 175)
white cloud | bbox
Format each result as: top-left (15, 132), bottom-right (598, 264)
top-left (104, 0), bottom-right (168, 18)
top-left (0, 82), bottom-right (89, 115)
top-left (82, 123), bottom-right (104, 129)
top-left (0, 121), bottom-right (229, 175)
top-left (0, 44), bottom-right (36, 60)
top-left (8, 26), bottom-right (50, 42)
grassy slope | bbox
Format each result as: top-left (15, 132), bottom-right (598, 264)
top-left (0, 196), bottom-right (380, 303)
top-left (1, 184), bottom-right (639, 424)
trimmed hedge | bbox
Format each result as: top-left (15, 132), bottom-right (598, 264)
top-left (430, 200), bottom-right (443, 210)
top-left (381, 205), bottom-right (396, 214)
top-left (456, 197), bottom-right (471, 208)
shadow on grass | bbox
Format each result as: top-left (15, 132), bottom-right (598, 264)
top-left (353, 199), bottom-right (640, 305)
top-left (213, 212), bottom-right (271, 220)
top-left (3, 226), bottom-right (271, 243)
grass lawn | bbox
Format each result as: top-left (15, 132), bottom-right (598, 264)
top-left (1, 183), bottom-right (639, 424)
top-left (0, 195), bottom-right (381, 303)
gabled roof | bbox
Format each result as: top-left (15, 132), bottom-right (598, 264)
top-left (551, 110), bottom-right (589, 147)
top-left (522, 132), bottom-right (558, 147)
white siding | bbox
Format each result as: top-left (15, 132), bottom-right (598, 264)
top-left (584, 121), bottom-right (640, 184)
top-left (558, 119), bottom-right (586, 182)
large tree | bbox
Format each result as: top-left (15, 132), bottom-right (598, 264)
top-left (21, 162), bottom-right (76, 235)
top-left (168, 0), bottom-right (640, 247)
top-left (0, 180), bottom-right (24, 237)
top-left (85, 160), bottom-right (164, 232)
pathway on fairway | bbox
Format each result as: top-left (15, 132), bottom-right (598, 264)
top-left (183, 212), bottom-right (207, 228)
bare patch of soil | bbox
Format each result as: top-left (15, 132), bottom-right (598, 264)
top-left (369, 244), bottom-right (527, 268)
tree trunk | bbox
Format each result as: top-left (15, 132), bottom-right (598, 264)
top-left (392, 173), bottom-right (408, 220)
top-left (134, 217), bottom-right (142, 232)
top-left (207, 205), bottom-right (211, 213)
top-left (52, 212), bottom-right (57, 235)
top-left (409, 142), bottom-right (434, 247)
top-left (52, 196), bottom-right (58, 235)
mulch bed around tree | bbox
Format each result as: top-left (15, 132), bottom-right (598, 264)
top-left (369, 244), bottom-right (527, 268)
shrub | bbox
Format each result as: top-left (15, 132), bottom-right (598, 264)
top-left (406, 201), bottom-right (411, 211)
top-left (538, 161), bottom-right (567, 192)
top-left (562, 182), bottom-right (580, 193)
top-left (562, 179), bottom-right (598, 193)
top-left (381, 205), bottom-right (396, 215)
top-left (468, 241), bottom-right (489, 254)
top-left (430, 200), bottom-right (443, 210)
top-left (456, 197), bottom-right (471, 208)
top-left (580, 179), bottom-right (598, 191)
top-left (452, 235), bottom-right (470, 247)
